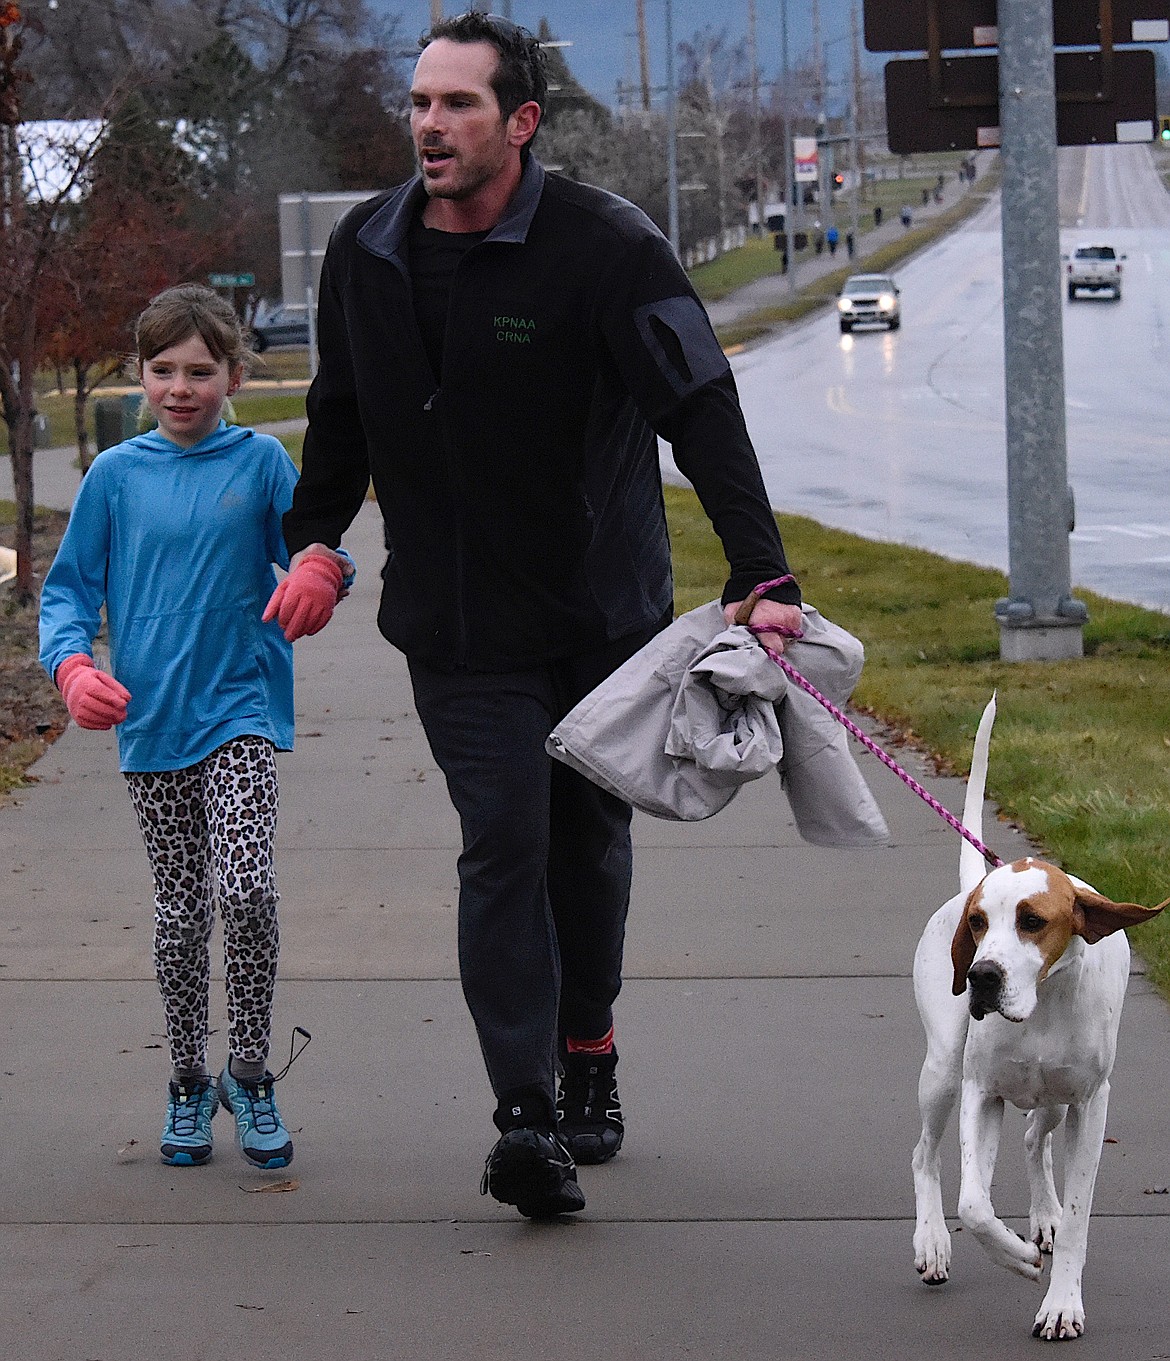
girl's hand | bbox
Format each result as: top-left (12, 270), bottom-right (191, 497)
top-left (263, 551), bottom-right (345, 642)
top-left (56, 654), bottom-right (132, 729)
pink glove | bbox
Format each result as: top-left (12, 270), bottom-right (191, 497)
top-left (56, 654), bottom-right (131, 730)
top-left (263, 553), bottom-right (345, 642)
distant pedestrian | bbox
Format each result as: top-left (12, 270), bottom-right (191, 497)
top-left (39, 284), bottom-right (348, 1172)
top-left (846, 230), bottom-right (855, 258)
top-left (826, 224), bottom-right (839, 255)
top-left (900, 204), bottom-right (912, 228)
top-left (815, 230), bottom-right (825, 254)
top-left (873, 204), bottom-right (883, 227)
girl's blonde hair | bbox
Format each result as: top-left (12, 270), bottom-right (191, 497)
top-left (135, 283), bottom-right (254, 369)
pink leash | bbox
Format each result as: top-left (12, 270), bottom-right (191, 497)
top-left (742, 578), bottom-right (1004, 868)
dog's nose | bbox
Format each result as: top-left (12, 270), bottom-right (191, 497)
top-left (967, 960), bottom-right (1003, 1016)
top-left (968, 960), bottom-right (1003, 992)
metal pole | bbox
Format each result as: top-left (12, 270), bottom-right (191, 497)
top-left (849, 0), bottom-right (861, 247)
top-left (300, 194), bottom-right (319, 379)
top-left (749, 0), bottom-right (764, 237)
top-left (665, 0), bottom-right (680, 257)
top-left (780, 0), bottom-right (796, 291)
top-left (994, 0), bottom-right (1086, 660)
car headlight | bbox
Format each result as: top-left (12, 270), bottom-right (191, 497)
top-left (837, 298), bottom-right (854, 313)
top-left (878, 293), bottom-right (896, 311)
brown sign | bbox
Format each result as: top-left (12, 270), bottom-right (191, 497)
top-left (884, 48), bottom-right (1156, 152)
top-left (865, 0), bottom-right (1170, 52)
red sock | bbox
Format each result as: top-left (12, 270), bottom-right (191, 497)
top-left (566, 1025), bottom-right (614, 1056)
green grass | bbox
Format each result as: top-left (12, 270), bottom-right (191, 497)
top-left (2, 387), bottom-right (307, 456)
top-left (232, 391), bottom-right (307, 425)
top-left (665, 485), bottom-right (1170, 994)
top-left (276, 431), bottom-right (305, 464)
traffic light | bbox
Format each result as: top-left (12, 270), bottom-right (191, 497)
top-left (1161, 115), bottom-right (1170, 142)
top-left (833, 171), bottom-right (845, 188)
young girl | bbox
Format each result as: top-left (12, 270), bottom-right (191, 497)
top-left (39, 284), bottom-right (351, 1170)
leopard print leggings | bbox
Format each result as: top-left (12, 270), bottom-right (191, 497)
top-left (125, 736), bottom-right (280, 1073)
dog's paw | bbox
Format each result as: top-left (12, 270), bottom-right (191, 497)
top-left (913, 1237), bottom-right (951, 1284)
top-left (1033, 1293), bottom-right (1085, 1341)
top-left (1030, 1206), bottom-right (1061, 1255)
top-left (1001, 1234), bottom-right (1043, 1281)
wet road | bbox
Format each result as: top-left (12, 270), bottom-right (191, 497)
top-left (707, 145), bottom-right (1170, 614)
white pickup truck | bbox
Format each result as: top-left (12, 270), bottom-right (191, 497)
top-left (1064, 243), bottom-right (1124, 301)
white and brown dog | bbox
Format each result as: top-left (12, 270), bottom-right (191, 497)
top-left (911, 695), bottom-right (1166, 1340)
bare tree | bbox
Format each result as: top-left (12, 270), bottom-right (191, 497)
top-left (678, 27), bottom-right (752, 239)
top-left (1, 110), bottom-right (108, 601)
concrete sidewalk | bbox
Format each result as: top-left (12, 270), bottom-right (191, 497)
top-left (3, 501), bottom-right (1169, 1360)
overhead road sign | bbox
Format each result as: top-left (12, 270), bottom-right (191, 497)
top-left (864, 0), bottom-right (1170, 52)
top-left (885, 48), bottom-right (1156, 152)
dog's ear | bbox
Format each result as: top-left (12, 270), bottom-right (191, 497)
top-left (1072, 887), bottom-right (1170, 944)
top-left (951, 893), bottom-right (978, 995)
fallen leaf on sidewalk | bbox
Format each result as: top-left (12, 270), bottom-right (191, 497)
top-left (241, 1178), bottom-right (300, 1193)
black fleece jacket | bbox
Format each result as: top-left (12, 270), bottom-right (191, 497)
top-left (283, 157), bottom-right (799, 670)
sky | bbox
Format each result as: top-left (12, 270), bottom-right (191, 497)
top-left (380, 1), bottom-right (868, 111)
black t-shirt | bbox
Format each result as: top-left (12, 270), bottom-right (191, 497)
top-left (407, 217), bottom-right (488, 378)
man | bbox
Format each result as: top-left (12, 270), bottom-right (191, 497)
top-left (275, 12), bottom-right (803, 1219)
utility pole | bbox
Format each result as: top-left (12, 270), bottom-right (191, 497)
top-left (812, 0), bottom-right (829, 227)
top-left (749, 0), bottom-right (764, 235)
top-left (665, 0), bottom-right (679, 256)
top-left (780, 0), bottom-right (796, 292)
top-left (431, 0), bottom-right (442, 26)
top-left (848, 1), bottom-right (861, 246)
top-left (851, 0), bottom-right (865, 206)
top-left (636, 0), bottom-right (651, 111)
top-left (993, 0), bottom-right (1086, 659)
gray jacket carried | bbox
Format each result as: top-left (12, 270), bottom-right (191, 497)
top-left (546, 601), bottom-right (889, 847)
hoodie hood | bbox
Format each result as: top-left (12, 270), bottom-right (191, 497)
top-left (127, 421), bottom-right (255, 458)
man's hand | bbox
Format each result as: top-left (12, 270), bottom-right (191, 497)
top-left (263, 546), bottom-right (347, 642)
top-left (724, 597), bottom-right (804, 654)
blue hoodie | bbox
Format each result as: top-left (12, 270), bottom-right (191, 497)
top-left (39, 423), bottom-right (298, 772)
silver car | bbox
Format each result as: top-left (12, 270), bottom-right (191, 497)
top-left (837, 273), bottom-right (901, 334)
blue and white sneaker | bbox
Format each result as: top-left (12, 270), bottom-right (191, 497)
top-left (216, 1067), bottom-right (293, 1169)
top-left (161, 1077), bottom-right (217, 1166)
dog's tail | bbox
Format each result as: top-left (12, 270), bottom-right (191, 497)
top-left (960, 693), bottom-right (997, 895)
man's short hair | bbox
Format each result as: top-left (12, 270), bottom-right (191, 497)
top-left (420, 11), bottom-right (548, 131)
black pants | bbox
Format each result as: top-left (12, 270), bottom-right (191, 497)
top-left (408, 621), bottom-right (665, 1116)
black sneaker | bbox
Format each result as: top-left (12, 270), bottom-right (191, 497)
top-left (556, 1050), bottom-right (624, 1164)
top-left (481, 1125), bottom-right (586, 1218)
